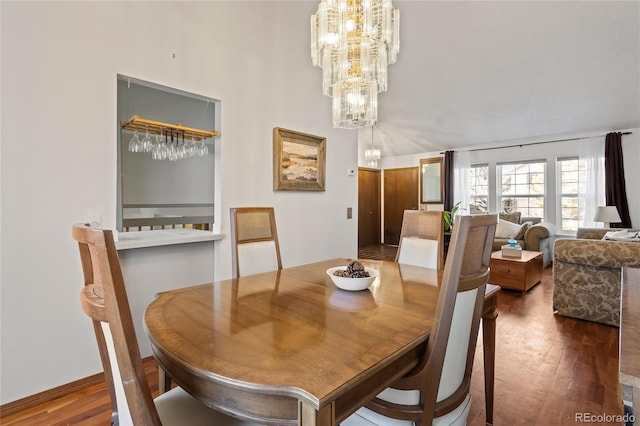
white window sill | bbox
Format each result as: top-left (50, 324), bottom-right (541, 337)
top-left (115, 229), bottom-right (223, 250)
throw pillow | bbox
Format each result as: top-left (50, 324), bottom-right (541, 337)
top-left (515, 221), bottom-right (532, 240)
top-left (495, 219), bottom-right (525, 239)
top-left (499, 212), bottom-right (521, 224)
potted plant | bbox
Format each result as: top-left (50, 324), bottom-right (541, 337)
top-left (444, 202), bottom-right (461, 232)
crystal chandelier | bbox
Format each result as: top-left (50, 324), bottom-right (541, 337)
top-left (311, 0), bottom-right (400, 129)
top-left (364, 125), bottom-right (381, 167)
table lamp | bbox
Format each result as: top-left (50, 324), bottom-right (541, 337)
top-left (593, 206), bottom-right (621, 228)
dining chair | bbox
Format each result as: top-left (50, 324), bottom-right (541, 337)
top-left (230, 207), bottom-right (283, 278)
top-left (72, 224), bottom-right (258, 426)
top-left (395, 210), bottom-right (445, 270)
top-left (343, 213), bottom-right (498, 426)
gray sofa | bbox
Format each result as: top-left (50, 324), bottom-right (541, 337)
top-left (491, 212), bottom-right (556, 268)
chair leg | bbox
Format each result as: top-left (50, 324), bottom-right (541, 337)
top-left (482, 305), bottom-right (497, 425)
top-left (158, 367), bottom-right (172, 394)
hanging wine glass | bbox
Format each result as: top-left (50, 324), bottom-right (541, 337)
top-left (151, 132), bottom-right (161, 160)
top-left (128, 130), bottom-right (140, 152)
top-left (188, 137), bottom-right (197, 158)
top-left (151, 132), bottom-right (162, 160)
top-left (141, 127), bottom-right (152, 153)
top-left (168, 133), bottom-right (178, 161)
top-left (198, 138), bottom-right (208, 157)
top-left (160, 132), bottom-right (169, 160)
top-left (178, 133), bottom-right (187, 160)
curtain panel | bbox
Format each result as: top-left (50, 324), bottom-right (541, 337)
top-left (443, 151), bottom-right (454, 212)
top-left (579, 136), bottom-right (606, 228)
top-left (453, 151), bottom-right (471, 216)
top-left (605, 132), bottom-right (632, 228)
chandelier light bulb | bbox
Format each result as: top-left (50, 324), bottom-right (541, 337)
top-left (347, 92), bottom-right (362, 107)
top-left (323, 33), bottom-right (339, 44)
top-left (346, 19), bottom-right (355, 32)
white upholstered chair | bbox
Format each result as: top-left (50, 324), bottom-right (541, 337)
top-left (343, 214), bottom-right (498, 426)
top-left (395, 210), bottom-right (445, 270)
top-left (72, 224), bottom-right (258, 426)
top-left (230, 207), bottom-right (283, 278)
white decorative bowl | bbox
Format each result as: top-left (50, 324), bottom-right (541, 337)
top-left (326, 267), bottom-right (379, 291)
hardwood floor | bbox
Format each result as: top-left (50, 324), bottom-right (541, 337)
top-left (358, 243), bottom-right (398, 261)
top-left (1, 253), bottom-right (624, 425)
top-left (467, 266), bottom-right (622, 426)
top-left (0, 359), bottom-right (161, 426)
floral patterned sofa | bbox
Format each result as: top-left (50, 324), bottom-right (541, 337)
top-left (553, 228), bottom-right (640, 327)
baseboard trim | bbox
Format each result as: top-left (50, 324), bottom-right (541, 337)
top-left (0, 356), bottom-right (155, 418)
top-left (0, 372), bottom-right (105, 417)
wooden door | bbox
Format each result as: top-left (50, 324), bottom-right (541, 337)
top-left (358, 168), bottom-right (381, 248)
top-left (384, 167), bottom-right (419, 245)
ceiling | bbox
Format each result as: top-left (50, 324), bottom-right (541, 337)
top-left (363, 1), bottom-right (640, 157)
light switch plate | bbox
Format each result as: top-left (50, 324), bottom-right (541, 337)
top-left (84, 209), bottom-right (103, 228)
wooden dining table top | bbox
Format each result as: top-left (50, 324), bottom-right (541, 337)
top-left (144, 258), bottom-right (442, 423)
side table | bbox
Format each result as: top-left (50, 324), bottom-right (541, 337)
top-left (489, 250), bottom-right (544, 292)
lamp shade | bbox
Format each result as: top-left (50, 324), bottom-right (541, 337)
top-left (593, 206), bottom-right (621, 224)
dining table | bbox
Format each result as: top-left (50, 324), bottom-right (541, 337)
top-left (619, 267), bottom-right (640, 421)
top-left (144, 258), bottom-right (499, 426)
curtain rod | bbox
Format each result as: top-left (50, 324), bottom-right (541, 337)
top-left (440, 131), bottom-right (632, 154)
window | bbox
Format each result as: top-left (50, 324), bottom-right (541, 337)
top-left (558, 157), bottom-right (588, 232)
top-left (498, 161), bottom-right (545, 219)
top-left (469, 164), bottom-right (489, 213)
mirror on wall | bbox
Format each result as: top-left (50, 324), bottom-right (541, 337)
top-left (117, 76), bottom-right (218, 232)
top-left (420, 157), bottom-right (443, 204)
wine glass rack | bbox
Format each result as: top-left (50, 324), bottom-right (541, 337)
top-left (121, 115), bottom-right (218, 141)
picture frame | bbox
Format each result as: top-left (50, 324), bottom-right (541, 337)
top-left (273, 127), bottom-right (326, 191)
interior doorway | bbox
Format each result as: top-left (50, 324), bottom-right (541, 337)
top-left (358, 167), bottom-right (381, 248)
top-left (383, 167), bottom-right (419, 245)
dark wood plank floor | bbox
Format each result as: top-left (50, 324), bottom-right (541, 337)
top-left (1, 249), bottom-right (624, 425)
top-left (467, 265), bottom-right (622, 426)
top-left (358, 244), bottom-right (398, 261)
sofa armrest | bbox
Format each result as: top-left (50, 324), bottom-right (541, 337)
top-left (576, 228), bottom-right (609, 240)
top-left (577, 227), bottom-right (640, 240)
top-left (520, 216), bottom-right (542, 225)
top-left (524, 223), bottom-right (554, 251)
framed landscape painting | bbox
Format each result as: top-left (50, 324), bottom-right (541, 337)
top-left (273, 127), bottom-right (326, 191)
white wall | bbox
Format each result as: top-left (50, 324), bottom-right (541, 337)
top-left (370, 130), bottom-right (640, 231)
top-left (0, 2), bottom-right (358, 404)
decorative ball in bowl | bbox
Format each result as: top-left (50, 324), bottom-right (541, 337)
top-left (326, 261), bottom-right (378, 291)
